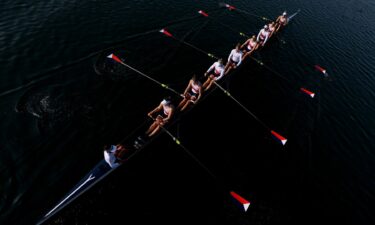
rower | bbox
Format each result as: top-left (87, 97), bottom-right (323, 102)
top-left (241, 35), bottom-right (259, 60)
top-left (268, 21), bottom-right (277, 38)
top-left (202, 58), bottom-right (225, 91)
top-left (178, 75), bottom-right (202, 111)
top-left (224, 43), bottom-right (243, 75)
top-left (257, 25), bottom-right (271, 46)
top-left (103, 144), bottom-right (127, 168)
top-left (275, 11), bottom-right (288, 32)
top-left (146, 96), bottom-right (175, 137)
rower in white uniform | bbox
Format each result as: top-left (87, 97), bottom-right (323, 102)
top-left (146, 96), bottom-right (175, 137)
top-left (241, 35), bottom-right (259, 60)
top-left (257, 25), bottom-right (271, 46)
top-left (202, 58), bottom-right (225, 91)
top-left (224, 43), bottom-right (243, 74)
top-left (178, 75), bottom-right (202, 111)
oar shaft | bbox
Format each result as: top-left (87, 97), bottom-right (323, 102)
top-left (159, 125), bottom-right (251, 210)
top-left (159, 126), bottom-right (217, 179)
top-left (176, 37), bottom-right (219, 59)
top-left (213, 81), bottom-right (270, 130)
top-left (249, 56), bottom-right (293, 84)
top-left (160, 28), bottom-right (218, 59)
top-left (212, 81), bottom-right (287, 145)
top-left (235, 8), bottom-right (272, 22)
top-left (118, 60), bottom-right (182, 96)
top-left (119, 61), bottom-right (158, 85)
top-left (214, 19), bottom-right (249, 38)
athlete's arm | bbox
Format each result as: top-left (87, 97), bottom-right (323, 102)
top-left (148, 103), bottom-right (162, 118)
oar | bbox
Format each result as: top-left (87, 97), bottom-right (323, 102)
top-left (249, 56), bottom-right (316, 98)
top-left (106, 53), bottom-right (182, 97)
top-left (300, 88), bottom-right (316, 98)
top-left (198, 10), bottom-right (250, 38)
top-left (159, 125), bottom-right (251, 212)
top-left (213, 81), bottom-right (288, 145)
top-left (249, 56), bottom-right (292, 83)
top-left (314, 65), bottom-right (329, 78)
top-left (159, 29), bottom-right (218, 59)
top-left (219, 2), bottom-right (272, 22)
top-left (159, 125), bottom-right (217, 178)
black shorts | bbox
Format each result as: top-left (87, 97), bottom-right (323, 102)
top-left (156, 111), bottom-right (168, 119)
top-left (229, 58), bottom-right (239, 65)
top-left (245, 45), bottom-right (253, 52)
top-left (188, 90), bottom-right (198, 98)
top-left (277, 21), bottom-right (286, 27)
top-left (208, 71), bottom-right (221, 78)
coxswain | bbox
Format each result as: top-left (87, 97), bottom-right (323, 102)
top-left (202, 58), bottom-right (225, 91)
top-left (103, 144), bottom-right (127, 168)
top-left (178, 75), bottom-right (202, 111)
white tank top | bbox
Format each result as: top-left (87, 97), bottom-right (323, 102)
top-left (191, 82), bottom-right (201, 94)
top-left (248, 39), bottom-right (257, 50)
top-left (161, 101), bottom-right (172, 115)
top-left (260, 29), bottom-right (270, 39)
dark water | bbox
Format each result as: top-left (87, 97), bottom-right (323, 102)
top-left (1, 0), bottom-right (375, 224)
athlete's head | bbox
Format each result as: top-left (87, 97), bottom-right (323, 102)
top-left (282, 11), bottom-right (287, 16)
top-left (162, 96), bottom-right (172, 105)
top-left (104, 145), bottom-right (115, 153)
top-left (191, 74), bottom-right (198, 82)
top-left (235, 43), bottom-right (241, 50)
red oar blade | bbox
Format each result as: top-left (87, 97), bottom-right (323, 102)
top-left (300, 88), bottom-right (315, 98)
top-left (314, 65), bottom-right (327, 75)
top-left (270, 130), bottom-right (287, 145)
top-left (107, 53), bottom-right (122, 64)
top-left (198, 10), bottom-right (209, 17)
top-left (224, 3), bottom-right (236, 11)
top-left (230, 191), bottom-right (250, 212)
top-left (159, 28), bottom-right (173, 37)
